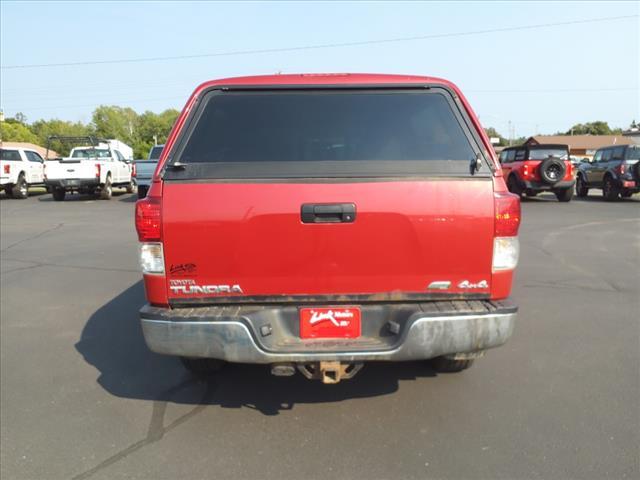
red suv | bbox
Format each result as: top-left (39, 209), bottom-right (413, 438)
top-left (135, 74), bottom-right (521, 383)
top-left (499, 144), bottom-right (574, 201)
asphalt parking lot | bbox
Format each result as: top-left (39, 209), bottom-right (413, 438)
top-left (1, 188), bottom-right (638, 480)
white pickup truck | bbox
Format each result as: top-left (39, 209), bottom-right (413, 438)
top-left (44, 138), bottom-right (136, 201)
top-left (0, 146), bottom-right (46, 199)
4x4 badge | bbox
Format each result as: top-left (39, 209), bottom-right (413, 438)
top-left (458, 280), bottom-right (488, 289)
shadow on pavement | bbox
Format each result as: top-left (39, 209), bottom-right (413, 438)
top-left (76, 282), bottom-right (436, 415)
top-left (37, 190), bottom-right (133, 202)
top-left (0, 189), bottom-right (49, 200)
top-left (118, 194), bottom-right (138, 203)
top-left (520, 192), bottom-right (639, 204)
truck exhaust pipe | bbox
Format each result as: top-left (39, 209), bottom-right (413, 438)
top-left (270, 363), bottom-right (296, 377)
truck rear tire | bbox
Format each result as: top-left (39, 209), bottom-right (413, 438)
top-left (431, 356), bottom-right (475, 373)
top-left (602, 176), bottom-right (620, 201)
top-left (507, 175), bottom-right (523, 198)
top-left (554, 187), bottom-right (573, 202)
top-left (99, 175), bottom-right (113, 200)
top-left (137, 185), bottom-right (148, 199)
top-left (180, 357), bottom-right (225, 376)
top-left (575, 175), bottom-right (589, 197)
top-left (52, 188), bottom-right (66, 201)
top-left (11, 174), bottom-right (28, 199)
top-left (126, 180), bottom-right (136, 194)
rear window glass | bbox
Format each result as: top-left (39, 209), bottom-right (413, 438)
top-left (0, 149), bottom-right (21, 161)
top-left (72, 148), bottom-right (111, 158)
top-left (149, 146), bottom-right (163, 160)
top-left (173, 90), bottom-right (482, 177)
top-left (625, 147), bottom-right (640, 160)
top-left (528, 148), bottom-right (568, 160)
top-left (612, 146), bottom-right (625, 160)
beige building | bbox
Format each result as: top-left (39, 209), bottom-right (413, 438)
top-left (0, 141), bottom-right (58, 159)
top-left (525, 135), bottom-right (636, 160)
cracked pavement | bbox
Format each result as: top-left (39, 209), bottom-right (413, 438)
top-left (1, 189), bottom-right (638, 480)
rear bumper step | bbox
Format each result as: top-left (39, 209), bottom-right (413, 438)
top-left (45, 179), bottom-right (99, 189)
top-left (521, 179), bottom-right (575, 191)
top-left (140, 300), bottom-right (517, 363)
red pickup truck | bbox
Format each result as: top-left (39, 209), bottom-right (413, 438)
top-left (136, 74), bottom-right (520, 383)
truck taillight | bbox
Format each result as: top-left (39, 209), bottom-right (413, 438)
top-left (95, 163), bottom-right (101, 179)
top-left (522, 164), bottom-right (530, 179)
top-left (3, 164), bottom-right (9, 174)
top-left (136, 195), bottom-right (161, 242)
top-left (493, 192), bottom-right (521, 271)
top-left (494, 192), bottom-right (521, 237)
top-left (132, 163), bottom-right (137, 177)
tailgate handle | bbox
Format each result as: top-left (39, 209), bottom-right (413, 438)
top-left (301, 203), bottom-right (356, 223)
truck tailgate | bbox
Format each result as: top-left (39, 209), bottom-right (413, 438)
top-left (162, 178), bottom-right (494, 302)
top-left (45, 160), bottom-right (96, 180)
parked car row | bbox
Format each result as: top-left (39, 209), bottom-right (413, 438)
top-left (2, 137), bottom-right (637, 204)
top-left (1, 138), bottom-right (164, 201)
top-left (44, 137), bottom-right (136, 201)
top-left (500, 143), bottom-right (639, 202)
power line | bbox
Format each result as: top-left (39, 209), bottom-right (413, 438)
top-left (1, 96), bottom-right (187, 112)
top-left (2, 86), bottom-right (633, 112)
top-left (468, 87), bottom-right (637, 93)
top-left (1, 14), bottom-right (637, 70)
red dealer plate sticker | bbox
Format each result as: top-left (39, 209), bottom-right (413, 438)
top-left (299, 307), bottom-right (361, 339)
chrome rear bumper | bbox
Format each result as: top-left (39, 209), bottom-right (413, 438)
top-left (140, 300), bottom-right (517, 363)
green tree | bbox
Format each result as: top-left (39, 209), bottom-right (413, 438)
top-left (134, 108), bottom-right (179, 158)
top-left (566, 121), bottom-right (614, 135)
top-left (14, 112), bottom-right (27, 124)
top-left (0, 121), bottom-right (39, 143)
top-left (90, 106), bottom-right (179, 158)
top-left (0, 106), bottom-right (180, 158)
top-left (483, 127), bottom-right (518, 146)
top-left (92, 105), bottom-right (138, 143)
top-left (30, 119), bottom-right (93, 156)
top-left (484, 127), bottom-right (503, 140)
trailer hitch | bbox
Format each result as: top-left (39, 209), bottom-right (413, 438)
top-left (296, 361), bottom-right (364, 384)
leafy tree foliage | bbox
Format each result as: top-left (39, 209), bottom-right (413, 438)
top-left (483, 127), bottom-right (526, 147)
top-left (91, 105), bottom-right (179, 158)
top-left (30, 119), bottom-right (94, 156)
top-left (0, 106), bottom-right (179, 159)
top-left (564, 121), bottom-right (622, 135)
top-left (0, 121), bottom-right (40, 143)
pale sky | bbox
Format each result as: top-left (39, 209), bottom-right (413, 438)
top-left (1, 1), bottom-right (638, 138)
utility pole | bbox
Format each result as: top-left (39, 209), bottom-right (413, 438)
top-left (508, 120), bottom-right (513, 146)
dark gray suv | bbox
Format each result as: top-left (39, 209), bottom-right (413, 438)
top-left (576, 144), bottom-right (640, 200)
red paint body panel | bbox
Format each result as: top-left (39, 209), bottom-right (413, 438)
top-left (144, 274), bottom-right (168, 307)
top-left (161, 180), bottom-right (496, 300)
